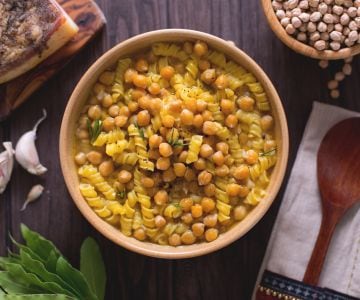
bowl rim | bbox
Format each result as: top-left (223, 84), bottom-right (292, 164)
top-left (59, 28), bottom-right (289, 259)
top-left (261, 0), bottom-right (360, 60)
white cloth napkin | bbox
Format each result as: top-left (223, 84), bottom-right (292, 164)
top-left (253, 101), bottom-right (360, 299)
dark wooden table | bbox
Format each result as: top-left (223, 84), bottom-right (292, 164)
top-left (1, 1), bottom-right (359, 299)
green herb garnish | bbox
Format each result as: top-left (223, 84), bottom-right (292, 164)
top-left (260, 148), bottom-right (277, 157)
top-left (87, 119), bottom-right (103, 143)
top-left (117, 190), bottom-right (126, 199)
top-left (134, 122), bottom-right (145, 139)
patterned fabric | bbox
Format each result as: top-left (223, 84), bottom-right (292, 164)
top-left (256, 271), bottom-right (360, 300)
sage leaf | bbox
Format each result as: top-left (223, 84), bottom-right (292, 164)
top-left (80, 238), bottom-right (106, 300)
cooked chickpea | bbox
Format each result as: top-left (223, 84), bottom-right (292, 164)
top-left (169, 233), bottom-right (181, 246)
top-left (181, 230), bottom-right (196, 245)
top-left (200, 144), bottom-right (214, 158)
top-left (149, 98), bottom-right (162, 113)
top-left (183, 41), bottom-right (193, 53)
top-left (108, 105), bottom-right (120, 117)
top-left (178, 151), bottom-right (188, 163)
top-left (76, 129), bottom-right (89, 139)
top-left (138, 96), bottom-right (151, 110)
top-left (162, 167), bottom-right (176, 182)
top-left (102, 117), bottom-right (115, 132)
top-left (205, 228), bottom-right (219, 242)
top-left (204, 214), bottom-right (218, 227)
top-left (88, 105), bottom-right (102, 119)
top-left (192, 223), bottom-right (205, 237)
top-left (154, 190), bottom-right (169, 205)
top-left (86, 151), bottom-right (103, 165)
top-left (201, 197), bottom-right (215, 213)
top-left (238, 96), bottom-right (255, 111)
top-left (93, 83), bottom-right (105, 94)
top-left (204, 183), bottom-right (216, 197)
top-left (232, 165), bottom-right (249, 180)
top-left (184, 168), bottom-right (196, 182)
top-left (141, 177), bottom-right (155, 188)
top-left (196, 100), bottom-right (207, 112)
top-left (174, 163), bottom-right (186, 177)
top-left (181, 213), bottom-right (193, 224)
top-left (131, 88), bottom-right (146, 101)
top-left (194, 41), bottom-right (208, 57)
top-left (198, 170), bottom-right (212, 186)
top-left (200, 69), bottom-right (216, 84)
top-left (234, 205), bottom-right (247, 221)
top-left (198, 59), bottom-right (210, 71)
top-left (135, 58), bottom-right (148, 72)
top-left (134, 228), bottom-right (146, 241)
top-left (75, 152), bottom-right (87, 165)
top-left (149, 149), bottom-right (160, 160)
top-left (102, 94), bottom-right (113, 108)
top-left (124, 68), bottom-right (137, 83)
top-left (128, 101), bottom-right (139, 112)
top-left (149, 134), bottom-right (163, 149)
top-left (156, 157), bottom-right (170, 170)
top-left (193, 114), bottom-right (204, 128)
top-left (180, 109), bottom-right (194, 126)
top-left (184, 99), bottom-right (197, 113)
top-left (133, 74), bottom-right (149, 89)
top-left (203, 121), bottom-right (218, 135)
top-left (202, 110), bottom-right (214, 121)
top-left (221, 99), bottom-right (235, 115)
top-left (99, 161), bottom-right (114, 177)
top-left (260, 115), bottom-right (274, 131)
top-left (216, 142), bottom-right (229, 155)
top-left (238, 185), bottom-right (249, 198)
top-left (159, 126), bottom-right (167, 138)
top-left (194, 158), bottom-right (206, 170)
top-left (214, 74), bottom-right (229, 90)
top-left (264, 140), bottom-right (276, 152)
top-left (137, 110), bottom-right (151, 126)
top-left (246, 149), bottom-right (258, 165)
top-left (159, 143), bottom-right (173, 157)
top-left (147, 82), bottom-right (160, 96)
top-left (226, 183), bottom-right (241, 197)
top-left (239, 132), bottom-right (248, 145)
top-left (162, 115), bottom-right (175, 128)
top-left (225, 114), bottom-right (238, 128)
top-left (212, 151), bottom-right (225, 166)
top-left (215, 165), bottom-right (229, 177)
top-left (191, 204), bottom-right (203, 218)
top-left (154, 215), bottom-right (166, 228)
top-left (118, 170), bottom-right (132, 183)
top-left (114, 115), bottom-right (128, 128)
top-left (99, 71), bottom-right (114, 85)
top-left (180, 198), bottom-right (193, 212)
top-left (168, 100), bottom-right (182, 113)
top-left (160, 66), bottom-right (175, 80)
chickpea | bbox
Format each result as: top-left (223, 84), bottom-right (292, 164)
top-left (233, 165), bottom-right (249, 180)
top-left (246, 149), bottom-right (258, 165)
top-left (168, 100), bottom-right (182, 113)
top-left (118, 170), bottom-right (132, 183)
top-left (184, 99), bottom-right (197, 113)
top-left (205, 228), bottom-right (219, 242)
top-left (225, 114), bottom-right (238, 128)
top-left (93, 83), bottom-right (105, 94)
top-left (156, 157), bottom-right (170, 170)
top-left (174, 63), bottom-right (185, 74)
top-left (214, 74), bottom-right (229, 90)
top-left (148, 83), bottom-right (161, 96)
top-left (102, 117), bottom-right (115, 132)
top-left (138, 96), bottom-right (150, 110)
top-left (159, 126), bottom-right (168, 138)
top-left (137, 110), bottom-right (151, 126)
top-left (226, 183), bottom-right (241, 197)
top-left (149, 149), bottom-right (160, 160)
top-left (200, 69), bottom-right (216, 84)
top-left (131, 88), bottom-right (146, 101)
top-left (212, 151), bottom-right (225, 166)
top-left (192, 223), bottom-right (205, 237)
top-left (260, 115), bottom-right (274, 131)
top-left (181, 230), bottom-right (196, 245)
top-left (162, 115), bottom-right (175, 128)
top-left (215, 165), bottom-right (229, 177)
top-left (135, 58), bottom-right (148, 72)
top-left (155, 215), bottom-right (166, 228)
top-left (184, 168), bottom-right (196, 182)
top-left (154, 190), bottom-right (169, 205)
top-left (108, 105), bottom-right (120, 117)
top-left (181, 213), bottom-right (193, 224)
top-left (203, 121), bottom-right (219, 135)
top-left (202, 110), bottom-right (214, 121)
top-left (204, 136), bottom-right (216, 147)
top-left (198, 170), bottom-right (212, 186)
top-left (216, 142), bottom-right (229, 155)
top-left (134, 228), bottom-right (146, 241)
top-left (86, 151), bottom-right (103, 165)
top-left (178, 151), bottom-right (188, 163)
top-left (75, 152), bottom-right (87, 165)
top-left (114, 115), bottom-right (128, 128)
top-left (180, 198), bottom-right (193, 212)
top-left (180, 109), bottom-right (194, 126)
top-left (162, 168), bottom-right (176, 182)
top-left (99, 161), bottom-right (114, 177)
top-left (160, 66), bottom-right (175, 80)
top-left (194, 41), bottom-right (208, 56)
top-left (99, 71), bottom-right (115, 85)
top-left (124, 68), bottom-right (137, 83)
top-left (159, 143), bottom-right (173, 157)
top-left (126, 180), bottom-right (134, 190)
top-left (191, 204), bottom-right (203, 218)
top-left (183, 41), bottom-right (193, 54)
top-left (200, 144), bottom-right (214, 158)
top-left (149, 134), bottom-right (163, 149)
top-left (198, 59), bottom-right (210, 71)
top-left (192, 158), bottom-right (205, 171)
top-left (102, 94), bottom-right (113, 108)
top-left (76, 129), bottom-right (89, 140)
top-left (201, 197), bottom-right (215, 213)
top-left (224, 155), bottom-right (234, 166)
top-left (196, 100), bottom-right (207, 112)
top-left (239, 132), bottom-right (248, 145)
top-left (204, 183), bottom-right (216, 197)
top-left (204, 214), bottom-right (218, 227)
top-left (128, 101), bottom-right (139, 113)
top-left (169, 233), bottom-right (181, 246)
top-left (88, 105), bottom-right (102, 119)
top-left (193, 114), bottom-right (204, 128)
top-left (220, 99), bottom-right (235, 115)
top-left (133, 74), bottom-right (149, 89)
top-left (238, 96), bottom-right (255, 111)
top-left (234, 205), bottom-right (247, 221)
top-left (264, 140), bottom-right (276, 152)
top-left (149, 98), bottom-right (162, 113)
top-left (174, 163), bottom-right (186, 177)
top-left (141, 177), bottom-right (155, 188)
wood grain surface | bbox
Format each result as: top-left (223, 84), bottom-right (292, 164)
top-left (0, 1), bottom-right (359, 299)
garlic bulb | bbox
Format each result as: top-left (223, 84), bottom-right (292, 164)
top-left (0, 142), bottom-right (15, 194)
top-left (15, 109), bottom-right (47, 175)
top-left (20, 184), bottom-right (44, 211)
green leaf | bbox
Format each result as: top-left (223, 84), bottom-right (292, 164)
top-left (0, 294), bottom-right (75, 299)
top-left (55, 257), bottom-right (98, 300)
top-left (87, 119), bottom-right (103, 143)
top-left (0, 271), bottom-right (43, 295)
top-left (80, 238), bottom-right (106, 300)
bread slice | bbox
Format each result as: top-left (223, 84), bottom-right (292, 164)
top-left (0, 0), bottom-right (79, 84)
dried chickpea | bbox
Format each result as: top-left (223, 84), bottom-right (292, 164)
top-left (180, 198), bottom-right (194, 212)
top-left (181, 230), bottom-right (196, 245)
top-left (194, 41), bottom-right (208, 56)
top-left (192, 223), bottom-right (205, 237)
top-left (162, 167), bottom-right (176, 182)
top-left (174, 163), bottom-right (187, 177)
top-left (114, 115), bottom-right (128, 127)
top-left (226, 183), bottom-right (241, 197)
top-left (99, 161), bottom-right (114, 177)
top-left (155, 215), bottom-right (166, 228)
top-left (169, 233), bottom-right (181, 246)
top-left (215, 165), bottom-right (229, 177)
top-left (238, 185), bottom-right (249, 198)
top-left (220, 99), bottom-right (235, 115)
top-left (75, 152), bottom-right (87, 165)
top-left (149, 134), bottom-right (163, 149)
top-left (159, 143), bottom-right (173, 157)
top-left (148, 82), bottom-right (161, 95)
top-left (203, 121), bottom-right (219, 135)
top-left (232, 165), bottom-right (249, 180)
top-left (108, 105), bottom-right (120, 117)
top-left (124, 68), bottom-right (137, 83)
top-left (216, 142), bottom-right (229, 155)
top-left (141, 177), bottom-right (155, 188)
top-left (200, 69), bottom-right (216, 84)
top-left (154, 190), bottom-right (169, 205)
top-left (178, 150), bottom-right (188, 163)
top-left (160, 66), bottom-right (175, 80)
top-left (88, 105), bottom-right (102, 119)
top-left (202, 110), bottom-right (214, 121)
top-left (205, 228), bottom-right (219, 242)
top-left (102, 94), bottom-right (113, 108)
top-left (212, 151), bottom-right (225, 166)
top-left (135, 58), bottom-right (148, 72)
top-left (198, 59), bottom-right (210, 71)
top-left (234, 205), bottom-right (247, 221)
top-left (134, 228), bottom-right (146, 241)
top-left (133, 74), bottom-right (149, 89)
top-left (181, 213), bottom-right (194, 224)
top-left (201, 197), bottom-right (215, 213)
top-left (200, 144), bottom-right (214, 158)
top-left (191, 204), bottom-right (203, 218)
top-left (137, 110), bottom-right (151, 126)
top-left (198, 170), bottom-right (212, 186)
top-left (102, 117), bottom-right (115, 132)
top-left (260, 115), bottom-right (274, 131)
top-left (193, 114), bottom-right (204, 128)
top-left (86, 151), bottom-right (103, 165)
top-left (204, 214), bottom-right (218, 227)
top-left (156, 157), bottom-right (170, 170)
top-left (214, 74), bottom-right (229, 89)
top-left (225, 114), bottom-right (238, 128)
top-left (204, 183), bottom-right (216, 197)
top-left (194, 158), bottom-right (206, 170)
top-left (180, 109), bottom-right (194, 126)
top-left (238, 96), bottom-right (255, 111)
top-left (118, 170), bottom-right (132, 183)
top-left (162, 115), bottom-right (175, 128)
top-left (246, 149), bottom-right (258, 165)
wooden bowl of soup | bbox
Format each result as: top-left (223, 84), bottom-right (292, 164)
top-left (59, 29), bottom-right (289, 259)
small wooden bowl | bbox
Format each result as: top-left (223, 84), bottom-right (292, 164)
top-left (59, 29), bottom-right (289, 259)
top-left (261, 0), bottom-right (360, 60)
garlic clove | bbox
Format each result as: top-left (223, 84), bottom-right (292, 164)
top-left (15, 109), bottom-right (47, 175)
top-left (0, 142), bottom-right (15, 194)
top-left (20, 184), bottom-right (44, 211)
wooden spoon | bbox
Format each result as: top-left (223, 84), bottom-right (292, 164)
top-left (303, 117), bottom-right (360, 286)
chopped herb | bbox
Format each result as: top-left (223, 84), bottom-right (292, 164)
top-left (117, 190), bottom-right (126, 199)
top-left (134, 122), bottom-right (145, 139)
top-left (173, 202), bottom-right (181, 208)
top-left (260, 148), bottom-right (277, 157)
top-left (87, 119), bottom-right (103, 143)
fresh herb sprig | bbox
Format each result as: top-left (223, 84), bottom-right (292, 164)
top-left (260, 148), bottom-right (277, 157)
top-left (134, 122), bottom-right (145, 139)
top-left (87, 119), bottom-right (103, 143)
top-left (117, 190), bottom-right (126, 199)
top-left (0, 224), bottom-right (106, 300)
top-left (167, 129), bottom-right (190, 147)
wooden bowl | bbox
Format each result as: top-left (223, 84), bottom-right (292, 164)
top-left (59, 29), bottom-right (289, 259)
top-left (261, 0), bottom-right (360, 60)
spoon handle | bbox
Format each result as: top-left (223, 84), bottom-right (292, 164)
top-left (303, 206), bottom-right (345, 286)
